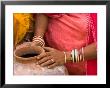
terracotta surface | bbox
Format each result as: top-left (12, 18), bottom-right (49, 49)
top-left (14, 42), bottom-right (44, 64)
top-left (14, 42), bottom-right (68, 75)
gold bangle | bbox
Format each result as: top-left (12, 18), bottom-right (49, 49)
top-left (63, 52), bottom-right (67, 63)
top-left (33, 36), bottom-right (45, 47)
top-left (33, 36), bottom-right (43, 39)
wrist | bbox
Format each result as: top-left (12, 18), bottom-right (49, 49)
top-left (32, 36), bottom-right (45, 47)
top-left (34, 30), bottom-right (45, 38)
top-left (65, 51), bottom-right (72, 62)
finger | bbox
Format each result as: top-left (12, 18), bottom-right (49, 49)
top-left (45, 52), bottom-right (51, 56)
top-left (47, 63), bottom-right (58, 69)
top-left (43, 47), bottom-right (54, 52)
top-left (38, 56), bottom-right (51, 64)
top-left (40, 59), bottom-right (54, 67)
top-left (37, 52), bottom-right (47, 60)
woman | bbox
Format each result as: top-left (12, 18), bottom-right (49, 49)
top-left (32, 13), bottom-right (97, 75)
top-left (14, 13), bottom-right (68, 75)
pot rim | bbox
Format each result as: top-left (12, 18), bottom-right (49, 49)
top-left (14, 44), bottom-right (45, 63)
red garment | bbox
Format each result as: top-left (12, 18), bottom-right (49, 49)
top-left (44, 13), bottom-right (97, 75)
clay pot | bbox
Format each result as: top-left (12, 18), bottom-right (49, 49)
top-left (14, 42), bottom-right (45, 64)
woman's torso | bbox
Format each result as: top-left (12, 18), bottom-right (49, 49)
top-left (45, 13), bottom-right (90, 51)
top-left (44, 13), bottom-right (97, 75)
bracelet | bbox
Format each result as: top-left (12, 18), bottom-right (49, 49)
top-left (33, 40), bottom-right (44, 47)
top-left (33, 39), bottom-right (45, 47)
top-left (74, 49), bottom-right (79, 63)
top-left (71, 50), bottom-right (75, 63)
top-left (33, 36), bottom-right (43, 39)
top-left (63, 52), bottom-right (67, 63)
top-left (79, 54), bottom-right (82, 62)
top-left (33, 36), bottom-right (45, 47)
top-left (33, 37), bottom-right (44, 43)
top-left (71, 48), bottom-right (84, 63)
top-left (33, 38), bottom-right (44, 45)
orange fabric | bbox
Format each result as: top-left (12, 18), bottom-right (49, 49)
top-left (13, 13), bottom-right (34, 46)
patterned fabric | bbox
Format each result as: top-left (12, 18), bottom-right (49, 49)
top-left (44, 13), bottom-right (97, 75)
top-left (14, 13), bottom-right (34, 47)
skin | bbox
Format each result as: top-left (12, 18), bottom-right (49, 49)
top-left (33, 13), bottom-right (97, 69)
top-left (32, 13), bottom-right (48, 46)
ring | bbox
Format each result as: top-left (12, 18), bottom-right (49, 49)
top-left (50, 59), bottom-right (54, 63)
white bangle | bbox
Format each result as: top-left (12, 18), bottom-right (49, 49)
top-left (33, 38), bottom-right (44, 43)
top-left (33, 38), bottom-right (44, 44)
top-left (71, 50), bottom-right (75, 63)
top-left (33, 36), bottom-right (43, 39)
top-left (33, 36), bottom-right (45, 47)
top-left (71, 48), bottom-right (85, 63)
top-left (33, 40), bottom-right (44, 47)
top-left (74, 49), bottom-right (79, 63)
top-left (63, 52), bottom-right (67, 63)
top-left (71, 49), bottom-right (80, 63)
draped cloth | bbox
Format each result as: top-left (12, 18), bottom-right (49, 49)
top-left (13, 13), bottom-right (34, 47)
top-left (45, 13), bottom-right (97, 75)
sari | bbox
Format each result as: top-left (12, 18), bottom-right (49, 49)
top-left (44, 13), bottom-right (97, 75)
top-left (13, 13), bottom-right (34, 47)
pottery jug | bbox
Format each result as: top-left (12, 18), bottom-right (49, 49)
top-left (14, 42), bottom-right (44, 64)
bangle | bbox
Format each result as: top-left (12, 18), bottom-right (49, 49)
top-left (33, 37), bottom-right (44, 43)
top-left (33, 38), bottom-right (44, 44)
top-left (79, 54), bottom-right (82, 62)
top-left (78, 47), bottom-right (85, 62)
top-left (74, 49), bottom-right (79, 63)
top-left (71, 49), bottom-right (82, 63)
top-left (63, 52), bottom-right (67, 63)
top-left (33, 36), bottom-right (43, 39)
top-left (33, 36), bottom-right (45, 47)
top-left (71, 50), bottom-right (75, 63)
top-left (33, 40), bottom-right (44, 47)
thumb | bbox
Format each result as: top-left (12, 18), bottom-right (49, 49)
top-left (43, 47), bottom-right (54, 52)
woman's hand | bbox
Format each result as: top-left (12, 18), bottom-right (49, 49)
top-left (36, 47), bottom-right (66, 69)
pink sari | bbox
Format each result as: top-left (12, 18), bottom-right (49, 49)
top-left (44, 13), bottom-right (97, 75)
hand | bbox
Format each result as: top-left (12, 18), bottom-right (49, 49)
top-left (36, 47), bottom-right (66, 69)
